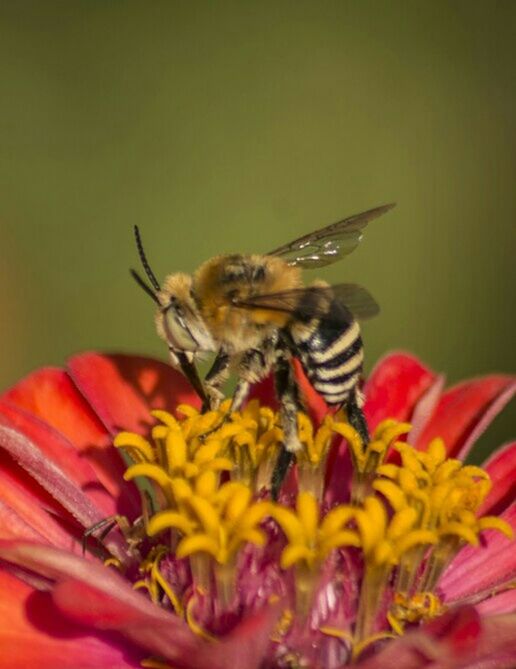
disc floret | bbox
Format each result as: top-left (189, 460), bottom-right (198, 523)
top-left (107, 401), bottom-right (512, 665)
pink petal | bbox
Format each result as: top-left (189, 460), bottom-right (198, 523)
top-left (0, 427), bottom-right (128, 561)
top-left (476, 589), bottom-right (516, 616)
top-left (406, 374), bottom-right (445, 445)
top-left (439, 504), bottom-right (516, 605)
top-left (355, 606), bottom-right (516, 669)
top-left (1, 367), bottom-right (136, 512)
top-left (0, 402), bottom-right (116, 518)
top-left (0, 427), bottom-right (102, 527)
top-left (0, 541), bottom-right (277, 669)
top-left (67, 352), bottom-right (199, 435)
top-left (478, 442), bottom-right (516, 516)
top-left (415, 375), bottom-right (516, 459)
top-left (0, 541), bottom-right (211, 667)
top-left (363, 352), bottom-right (438, 431)
top-left (355, 606), bottom-right (482, 668)
top-left (0, 570), bottom-right (143, 669)
top-left (196, 605), bottom-right (279, 669)
top-left (324, 441), bottom-right (353, 506)
top-left (0, 469), bottom-right (80, 550)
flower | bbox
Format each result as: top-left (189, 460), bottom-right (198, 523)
top-left (0, 351), bottom-right (514, 669)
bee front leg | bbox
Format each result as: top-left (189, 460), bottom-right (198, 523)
top-left (204, 350), bottom-right (231, 411)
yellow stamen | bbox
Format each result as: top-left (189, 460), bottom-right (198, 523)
top-left (352, 631), bottom-right (397, 661)
top-left (110, 401), bottom-right (511, 659)
top-left (333, 419), bottom-right (411, 503)
top-left (114, 432), bottom-right (155, 463)
top-left (186, 594), bottom-right (217, 641)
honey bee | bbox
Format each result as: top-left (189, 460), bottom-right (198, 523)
top-left (131, 204), bottom-right (395, 490)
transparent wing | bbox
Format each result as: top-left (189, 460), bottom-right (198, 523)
top-left (233, 283), bottom-right (379, 323)
top-left (267, 203), bottom-right (395, 269)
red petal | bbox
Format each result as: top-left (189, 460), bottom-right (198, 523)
top-left (415, 375), bottom-right (516, 459)
top-left (0, 569), bottom-right (142, 669)
top-left (1, 367), bottom-right (136, 512)
top-left (293, 359), bottom-right (333, 424)
top-left (0, 499), bottom-right (47, 542)
top-left (2, 367), bottom-right (109, 448)
top-left (439, 504), bottom-right (516, 605)
top-left (363, 352), bottom-right (438, 431)
top-left (247, 373), bottom-right (277, 410)
top-left (67, 352), bottom-right (199, 435)
top-left (0, 470), bottom-right (79, 549)
top-left (478, 442), bottom-right (516, 516)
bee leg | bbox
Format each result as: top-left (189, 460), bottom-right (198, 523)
top-left (203, 350), bottom-right (231, 412)
top-left (229, 345), bottom-right (274, 413)
top-left (201, 351), bottom-right (250, 437)
top-left (346, 388), bottom-right (370, 447)
top-left (170, 348), bottom-right (210, 408)
top-left (229, 378), bottom-right (251, 412)
top-left (271, 353), bottom-right (303, 500)
top-left (82, 515), bottom-right (123, 555)
top-left (271, 448), bottom-right (294, 502)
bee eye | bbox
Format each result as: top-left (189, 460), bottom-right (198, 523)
top-left (163, 308), bottom-right (197, 351)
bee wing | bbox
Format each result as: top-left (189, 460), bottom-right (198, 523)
top-left (267, 203), bottom-right (395, 269)
top-left (233, 283), bottom-right (379, 323)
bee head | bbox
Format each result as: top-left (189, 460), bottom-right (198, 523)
top-left (156, 273), bottom-right (215, 354)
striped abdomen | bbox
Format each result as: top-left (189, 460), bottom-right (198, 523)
top-left (289, 301), bottom-right (364, 406)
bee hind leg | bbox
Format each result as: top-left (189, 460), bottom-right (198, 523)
top-left (346, 387), bottom-right (370, 448)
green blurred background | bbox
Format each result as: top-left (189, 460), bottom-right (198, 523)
top-left (0, 1), bottom-right (514, 461)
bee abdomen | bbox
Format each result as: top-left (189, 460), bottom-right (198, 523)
top-left (291, 311), bottom-right (364, 406)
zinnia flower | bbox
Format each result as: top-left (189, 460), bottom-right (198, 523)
top-left (0, 351), bottom-right (514, 669)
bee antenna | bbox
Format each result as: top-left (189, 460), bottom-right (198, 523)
top-left (134, 225), bottom-right (161, 292)
top-left (130, 268), bottom-right (161, 305)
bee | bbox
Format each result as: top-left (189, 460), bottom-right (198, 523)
top-left (131, 204), bottom-right (395, 490)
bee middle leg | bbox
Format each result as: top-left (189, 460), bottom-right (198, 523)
top-left (271, 352), bottom-right (304, 500)
top-left (201, 347), bottom-right (265, 434)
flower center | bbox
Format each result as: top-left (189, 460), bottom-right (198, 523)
top-left (107, 401), bottom-right (512, 666)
